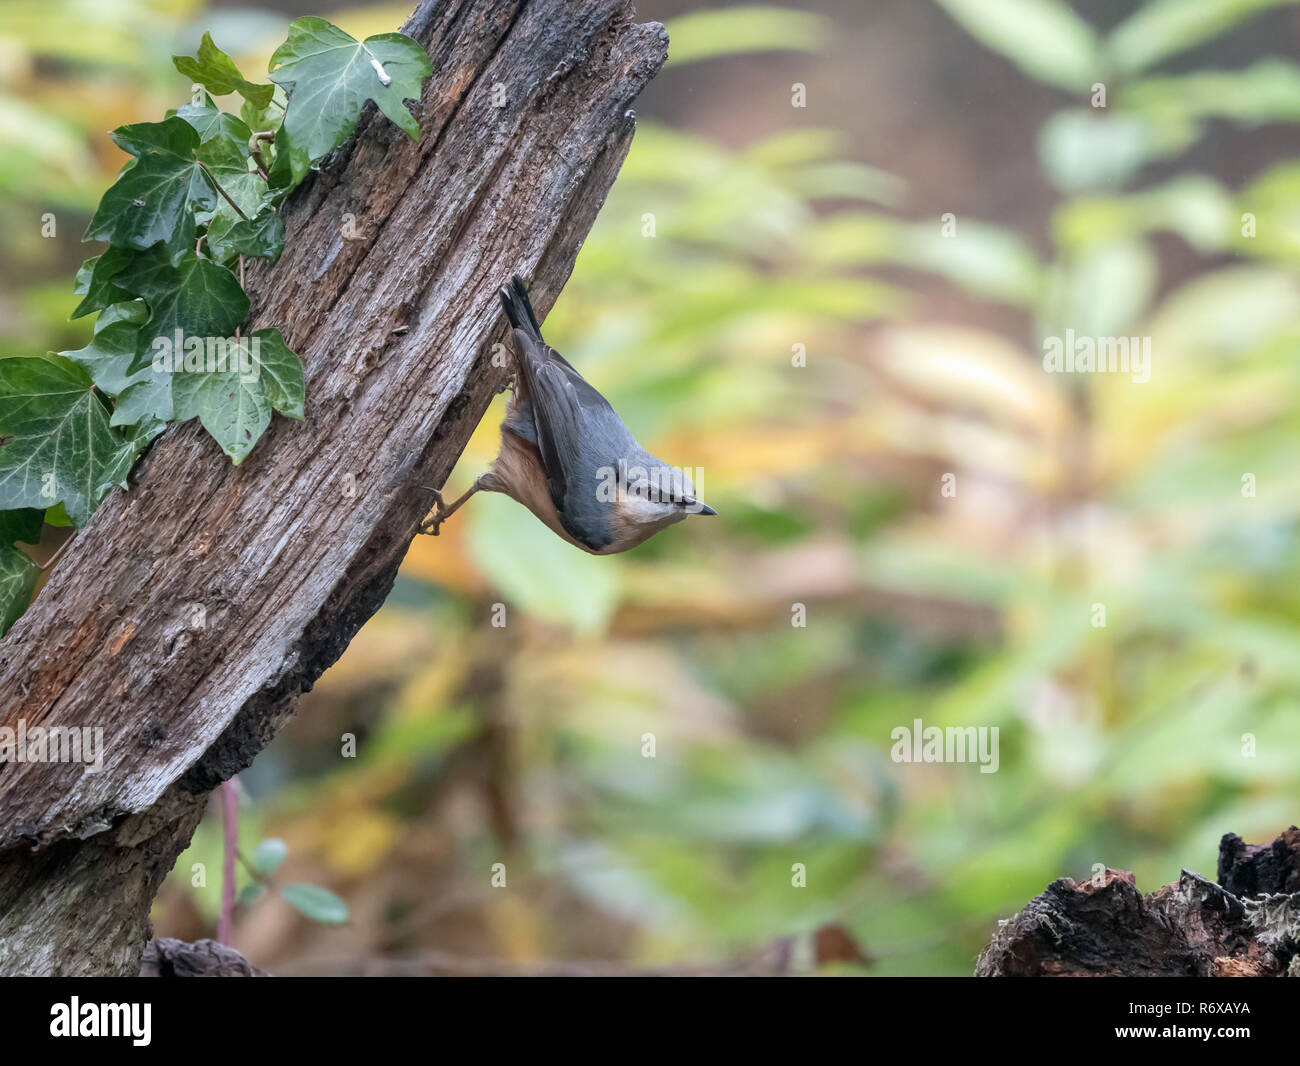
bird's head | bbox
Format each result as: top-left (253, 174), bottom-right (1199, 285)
top-left (618, 457), bottom-right (717, 528)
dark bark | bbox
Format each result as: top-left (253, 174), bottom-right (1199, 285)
top-left (976, 827), bottom-right (1300, 977)
top-left (1219, 825), bottom-right (1300, 897)
top-left (0, 0), bottom-right (666, 976)
top-left (141, 937), bottom-right (268, 977)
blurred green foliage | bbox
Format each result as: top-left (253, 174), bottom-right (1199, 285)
top-left (3, 0), bottom-right (1298, 974)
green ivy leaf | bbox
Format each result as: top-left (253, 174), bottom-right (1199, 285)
top-left (0, 354), bottom-right (136, 526)
top-left (265, 125), bottom-right (297, 192)
top-left (280, 882), bottom-right (348, 924)
top-left (166, 327), bottom-right (303, 463)
top-left (0, 542), bottom-right (37, 638)
top-left (172, 347), bottom-right (272, 465)
top-left (168, 104), bottom-right (282, 261)
top-left (240, 85), bottom-right (287, 135)
top-left (168, 327), bottom-right (304, 462)
top-left (247, 328), bottom-right (305, 419)
top-left (173, 32), bottom-right (276, 108)
top-left (51, 17), bottom-right (428, 517)
top-left (60, 301), bottom-right (173, 436)
top-left (116, 247), bottom-right (249, 370)
top-left (61, 300), bottom-right (149, 395)
top-left (72, 246), bottom-right (135, 320)
top-left (112, 378), bottom-right (173, 443)
top-left (196, 124), bottom-right (263, 214)
top-left (206, 206), bottom-right (284, 264)
top-left (176, 99), bottom-right (254, 147)
top-left (268, 17), bottom-right (431, 184)
top-left (194, 122), bottom-right (274, 255)
top-left (83, 117), bottom-right (218, 262)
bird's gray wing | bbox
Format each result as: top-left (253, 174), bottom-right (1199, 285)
top-left (512, 328), bottom-right (630, 549)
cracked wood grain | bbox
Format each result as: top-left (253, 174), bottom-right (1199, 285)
top-left (0, 0), bottom-right (666, 976)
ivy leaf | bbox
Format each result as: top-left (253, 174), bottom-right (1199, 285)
top-left (173, 31), bottom-right (276, 108)
top-left (194, 123), bottom-right (272, 246)
top-left (247, 328), bottom-right (305, 419)
top-left (116, 247), bottom-right (249, 370)
top-left (172, 104), bottom-right (273, 251)
top-left (206, 206), bottom-right (284, 264)
top-left (266, 125), bottom-right (297, 192)
top-left (280, 882), bottom-right (348, 924)
top-left (61, 300), bottom-right (149, 395)
top-left (72, 246), bottom-right (135, 320)
top-left (194, 117), bottom-right (261, 211)
top-left (0, 508), bottom-right (43, 546)
top-left (241, 85), bottom-right (287, 135)
top-left (0, 354), bottom-right (136, 526)
top-left (172, 348), bottom-right (271, 465)
top-left (0, 542), bottom-right (37, 638)
top-left (0, 506), bottom-right (41, 636)
top-left (112, 378), bottom-right (173, 443)
top-left (175, 108), bottom-right (282, 263)
top-left (170, 329), bottom-right (304, 463)
top-left (60, 301), bottom-right (173, 435)
top-left (192, 120), bottom-right (271, 258)
top-left (83, 117), bottom-right (218, 261)
top-left (269, 17), bottom-right (431, 183)
top-left (176, 99), bottom-right (254, 147)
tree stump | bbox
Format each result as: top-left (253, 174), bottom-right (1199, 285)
top-left (976, 827), bottom-right (1300, 977)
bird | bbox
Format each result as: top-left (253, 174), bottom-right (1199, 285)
top-left (419, 276), bottom-right (716, 554)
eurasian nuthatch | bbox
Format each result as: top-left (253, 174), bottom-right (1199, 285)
top-left (420, 276), bottom-right (716, 553)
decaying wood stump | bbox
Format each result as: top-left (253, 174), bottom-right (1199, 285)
top-left (141, 937), bottom-right (268, 977)
top-left (977, 827), bottom-right (1300, 977)
top-left (0, 0), bottom-right (667, 976)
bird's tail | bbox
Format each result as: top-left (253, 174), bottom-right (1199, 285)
top-left (499, 275), bottom-right (543, 341)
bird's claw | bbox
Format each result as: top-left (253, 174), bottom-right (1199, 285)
top-left (418, 489), bottom-right (447, 536)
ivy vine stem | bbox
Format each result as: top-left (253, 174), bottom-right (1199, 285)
top-left (196, 160), bottom-right (253, 224)
top-left (37, 531), bottom-right (73, 572)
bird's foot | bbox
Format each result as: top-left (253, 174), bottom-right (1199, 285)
top-left (418, 489), bottom-right (448, 536)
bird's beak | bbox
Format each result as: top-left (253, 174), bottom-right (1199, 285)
top-left (694, 501), bottom-right (717, 516)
